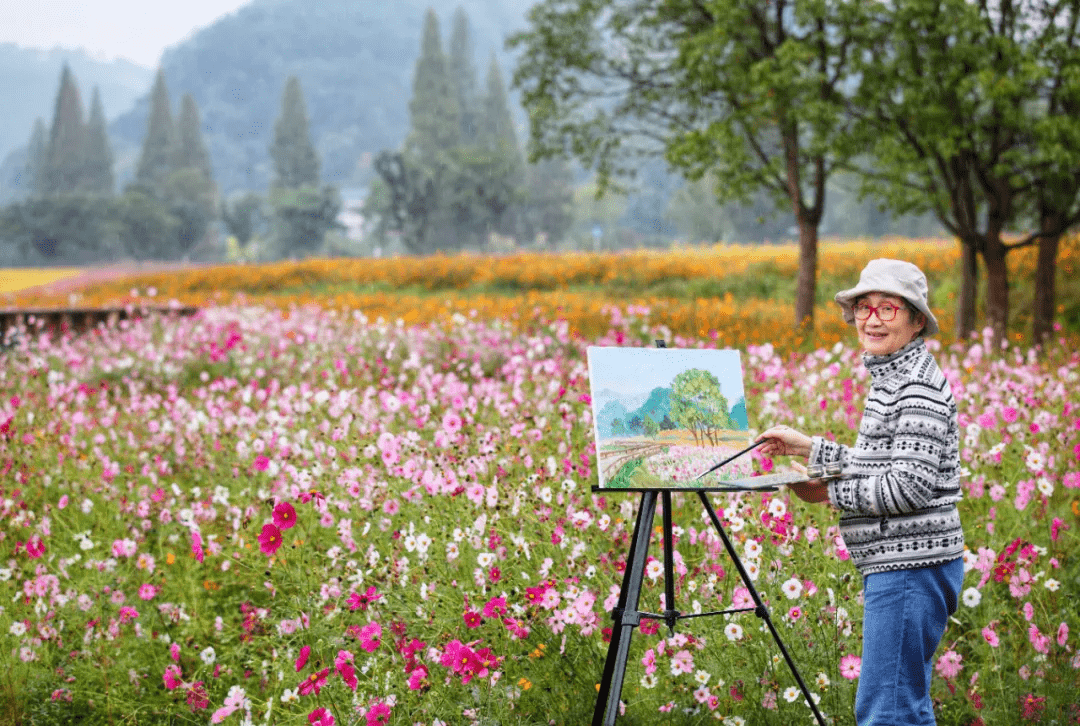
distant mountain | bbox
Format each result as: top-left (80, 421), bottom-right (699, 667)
top-left (0, 44), bottom-right (153, 201)
top-left (105, 0), bottom-right (537, 195)
top-left (595, 399), bottom-right (630, 440)
top-left (729, 396), bottom-right (748, 429)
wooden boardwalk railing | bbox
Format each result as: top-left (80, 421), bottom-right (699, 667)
top-left (0, 305), bottom-right (200, 344)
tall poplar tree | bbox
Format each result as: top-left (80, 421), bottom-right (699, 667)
top-left (269, 76), bottom-right (320, 190)
top-left (176, 93), bottom-right (214, 181)
top-left (24, 119), bottom-right (48, 198)
top-left (169, 93), bottom-right (217, 257)
top-left (406, 10), bottom-right (462, 165)
top-left (82, 87), bottom-right (115, 196)
top-left (268, 76), bottom-right (339, 257)
top-left (448, 7), bottom-right (478, 141)
top-left (44, 64), bottom-right (87, 196)
top-left (135, 69), bottom-right (177, 197)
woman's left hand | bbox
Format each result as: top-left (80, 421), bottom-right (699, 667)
top-left (787, 479), bottom-right (831, 504)
top-left (787, 462), bottom-right (831, 504)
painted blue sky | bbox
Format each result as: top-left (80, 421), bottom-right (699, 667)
top-left (587, 346), bottom-right (745, 404)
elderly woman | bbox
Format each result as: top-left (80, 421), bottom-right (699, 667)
top-left (757, 259), bottom-right (965, 726)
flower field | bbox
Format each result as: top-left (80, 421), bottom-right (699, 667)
top-left (2, 296), bottom-right (1078, 725)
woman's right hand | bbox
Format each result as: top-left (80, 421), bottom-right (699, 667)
top-left (755, 425), bottom-right (813, 459)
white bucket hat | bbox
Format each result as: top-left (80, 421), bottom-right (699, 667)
top-left (834, 259), bottom-right (939, 336)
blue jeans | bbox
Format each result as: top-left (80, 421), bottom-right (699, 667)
top-left (856, 558), bottom-right (964, 726)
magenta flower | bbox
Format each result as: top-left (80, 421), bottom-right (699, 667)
top-left (482, 596), bottom-right (507, 619)
top-left (295, 645), bottom-right (310, 672)
top-left (308, 707), bottom-right (334, 726)
top-left (298, 667), bottom-right (330, 696)
top-left (463, 610), bottom-right (482, 629)
top-left (257, 523), bottom-right (283, 555)
top-left (253, 454), bottom-right (270, 472)
top-left (186, 681), bottom-right (210, 712)
top-left (346, 586), bottom-right (381, 612)
top-left (163, 664), bottom-right (183, 690)
top-left (359, 622), bottom-right (382, 652)
top-left (138, 583), bottom-right (158, 601)
top-left (273, 501), bottom-right (297, 530)
top-left (191, 531), bottom-right (205, 563)
top-left (365, 701), bottom-right (392, 726)
top-left (24, 536), bottom-right (45, 559)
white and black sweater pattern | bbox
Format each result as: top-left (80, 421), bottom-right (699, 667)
top-left (809, 337), bottom-right (965, 575)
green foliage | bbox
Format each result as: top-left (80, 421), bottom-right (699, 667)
top-left (0, 195), bottom-right (116, 261)
top-left (221, 192), bottom-right (264, 249)
top-left (268, 184), bottom-right (342, 257)
top-left (114, 186), bottom-right (179, 260)
top-left (164, 167), bottom-right (217, 258)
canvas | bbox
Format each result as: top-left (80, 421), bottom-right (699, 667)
top-left (587, 346), bottom-right (755, 490)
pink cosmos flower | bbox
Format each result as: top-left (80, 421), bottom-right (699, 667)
top-left (186, 681), bottom-right (210, 712)
top-left (346, 586), bottom-right (381, 611)
top-left (982, 625), bottom-right (1000, 647)
top-left (1002, 406), bottom-right (1019, 423)
top-left (25, 536), bottom-right (46, 559)
top-left (170, 643), bottom-right (181, 662)
top-left (839, 654), bottom-right (861, 680)
top-left (273, 501), bottom-right (297, 530)
top-left (298, 668), bottom-right (330, 696)
top-left (482, 596), bottom-right (507, 619)
top-left (191, 531), bottom-right (205, 563)
top-left (138, 583), bottom-right (158, 601)
top-left (1028, 624), bottom-right (1051, 654)
top-left (308, 707), bottom-right (334, 726)
top-left (253, 454), bottom-right (270, 472)
top-left (359, 622), bottom-right (382, 652)
top-left (463, 610), bottom-right (482, 629)
top-left (1057, 622), bottom-right (1069, 647)
top-left (407, 664), bottom-right (429, 690)
top-left (295, 645), bottom-right (310, 672)
top-left (163, 664), bottom-right (183, 690)
top-left (257, 523), bottom-right (283, 555)
top-left (935, 650), bottom-right (963, 678)
top-left (365, 701), bottom-right (392, 726)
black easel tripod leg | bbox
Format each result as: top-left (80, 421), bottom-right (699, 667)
top-left (592, 490), bottom-right (658, 726)
top-left (697, 492), bottom-right (828, 726)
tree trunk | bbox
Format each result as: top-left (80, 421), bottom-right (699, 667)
top-left (955, 236), bottom-right (979, 341)
top-left (794, 215), bottom-right (818, 328)
top-left (1033, 224), bottom-right (1060, 348)
top-left (981, 234), bottom-right (1009, 351)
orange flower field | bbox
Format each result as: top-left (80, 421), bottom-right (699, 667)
top-left (6, 235), bottom-right (1077, 354)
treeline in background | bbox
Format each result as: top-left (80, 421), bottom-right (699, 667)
top-left (0, 4), bottom-right (945, 269)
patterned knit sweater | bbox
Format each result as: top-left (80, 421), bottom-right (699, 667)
top-left (809, 337), bottom-right (965, 575)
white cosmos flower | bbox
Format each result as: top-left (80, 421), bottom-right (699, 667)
top-left (962, 587), bottom-right (982, 607)
top-left (200, 646), bottom-right (216, 664)
top-left (781, 578), bottom-right (803, 600)
top-left (724, 623), bottom-right (743, 641)
top-left (783, 686), bottom-right (800, 703)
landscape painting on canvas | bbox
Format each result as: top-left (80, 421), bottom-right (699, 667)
top-left (587, 346), bottom-right (752, 489)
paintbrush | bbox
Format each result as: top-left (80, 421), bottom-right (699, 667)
top-left (695, 438), bottom-right (767, 480)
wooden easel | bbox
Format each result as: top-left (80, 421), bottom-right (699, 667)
top-left (591, 343), bottom-right (828, 726)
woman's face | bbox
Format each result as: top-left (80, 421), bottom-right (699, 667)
top-left (854, 292), bottom-right (925, 356)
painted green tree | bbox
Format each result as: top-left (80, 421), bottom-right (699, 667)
top-left (669, 369), bottom-right (732, 446)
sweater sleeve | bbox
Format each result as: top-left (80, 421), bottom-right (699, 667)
top-left (826, 379), bottom-right (952, 516)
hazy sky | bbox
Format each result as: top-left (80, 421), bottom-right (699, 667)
top-left (587, 347), bottom-right (745, 405)
top-left (0, 0), bottom-right (253, 67)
